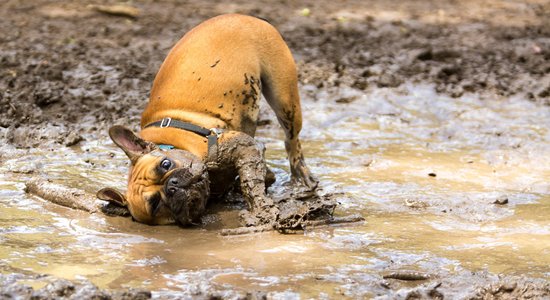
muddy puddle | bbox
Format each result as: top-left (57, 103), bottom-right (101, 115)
top-left (1, 84), bottom-right (549, 298)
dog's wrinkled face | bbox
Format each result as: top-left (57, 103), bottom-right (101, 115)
top-left (97, 126), bottom-right (209, 225)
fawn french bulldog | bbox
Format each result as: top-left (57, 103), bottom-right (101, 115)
top-left (97, 14), bottom-right (317, 226)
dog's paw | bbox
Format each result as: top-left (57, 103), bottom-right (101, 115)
top-left (290, 172), bottom-right (319, 200)
top-left (290, 159), bottom-right (319, 192)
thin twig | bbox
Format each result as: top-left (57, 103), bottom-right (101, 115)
top-left (221, 214), bottom-right (365, 236)
top-left (302, 214), bottom-right (365, 228)
top-left (220, 224), bottom-right (273, 236)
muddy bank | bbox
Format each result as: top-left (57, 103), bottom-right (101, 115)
top-left (1, 270), bottom-right (548, 299)
top-left (1, 0), bottom-right (549, 148)
top-left (0, 272), bottom-right (152, 300)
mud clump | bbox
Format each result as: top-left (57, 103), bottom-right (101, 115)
top-left (472, 277), bottom-right (550, 300)
top-left (276, 196), bottom-right (336, 230)
top-left (203, 132), bottom-right (352, 233)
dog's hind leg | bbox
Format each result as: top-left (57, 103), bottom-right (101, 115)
top-left (260, 45), bottom-right (318, 191)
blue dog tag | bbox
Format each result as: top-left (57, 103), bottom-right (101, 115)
top-left (158, 144), bottom-right (175, 151)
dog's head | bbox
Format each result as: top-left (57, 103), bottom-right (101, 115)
top-left (97, 125), bottom-right (209, 226)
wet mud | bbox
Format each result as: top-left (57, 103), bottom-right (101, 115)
top-left (0, 273), bottom-right (152, 300)
top-left (207, 132), bottom-right (351, 233)
top-left (1, 0), bottom-right (548, 148)
top-left (1, 0), bottom-right (550, 299)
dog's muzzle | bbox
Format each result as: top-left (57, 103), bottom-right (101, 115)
top-left (165, 168), bottom-right (200, 196)
top-left (163, 167), bottom-right (210, 226)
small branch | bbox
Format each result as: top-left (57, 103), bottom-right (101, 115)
top-left (221, 215), bottom-right (365, 236)
top-left (277, 214), bottom-right (365, 233)
top-left (220, 224), bottom-right (273, 236)
top-left (25, 179), bottom-right (100, 213)
top-left (302, 214), bottom-right (365, 228)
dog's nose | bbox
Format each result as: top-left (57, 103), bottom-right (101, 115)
top-left (168, 177), bottom-right (179, 186)
top-left (166, 177), bottom-right (180, 196)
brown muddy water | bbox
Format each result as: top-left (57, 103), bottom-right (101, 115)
top-left (1, 84), bottom-right (549, 298)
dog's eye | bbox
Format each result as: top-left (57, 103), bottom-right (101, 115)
top-left (160, 159), bottom-right (172, 170)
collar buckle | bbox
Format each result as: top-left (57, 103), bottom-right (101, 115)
top-left (210, 128), bottom-right (224, 138)
top-left (160, 117), bottom-right (172, 128)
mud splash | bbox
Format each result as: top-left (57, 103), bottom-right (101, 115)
top-left (1, 84), bottom-right (549, 298)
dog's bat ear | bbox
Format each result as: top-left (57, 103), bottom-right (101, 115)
top-left (97, 187), bottom-right (127, 206)
top-left (97, 188), bottom-right (131, 217)
top-left (108, 125), bottom-right (158, 163)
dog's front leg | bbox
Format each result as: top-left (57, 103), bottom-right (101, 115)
top-left (217, 132), bottom-right (279, 226)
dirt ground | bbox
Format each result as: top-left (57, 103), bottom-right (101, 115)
top-left (1, 0), bottom-right (549, 149)
top-left (1, 0), bottom-right (549, 299)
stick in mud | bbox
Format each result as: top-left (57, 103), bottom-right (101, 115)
top-left (382, 271), bottom-right (431, 281)
top-left (220, 224), bottom-right (273, 236)
top-left (220, 214), bottom-right (365, 236)
top-left (24, 179), bottom-right (100, 213)
top-left (300, 214), bottom-right (365, 229)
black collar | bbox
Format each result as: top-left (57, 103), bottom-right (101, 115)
top-left (144, 117), bottom-right (223, 152)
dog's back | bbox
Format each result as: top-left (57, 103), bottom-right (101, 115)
top-left (141, 14), bottom-right (296, 137)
